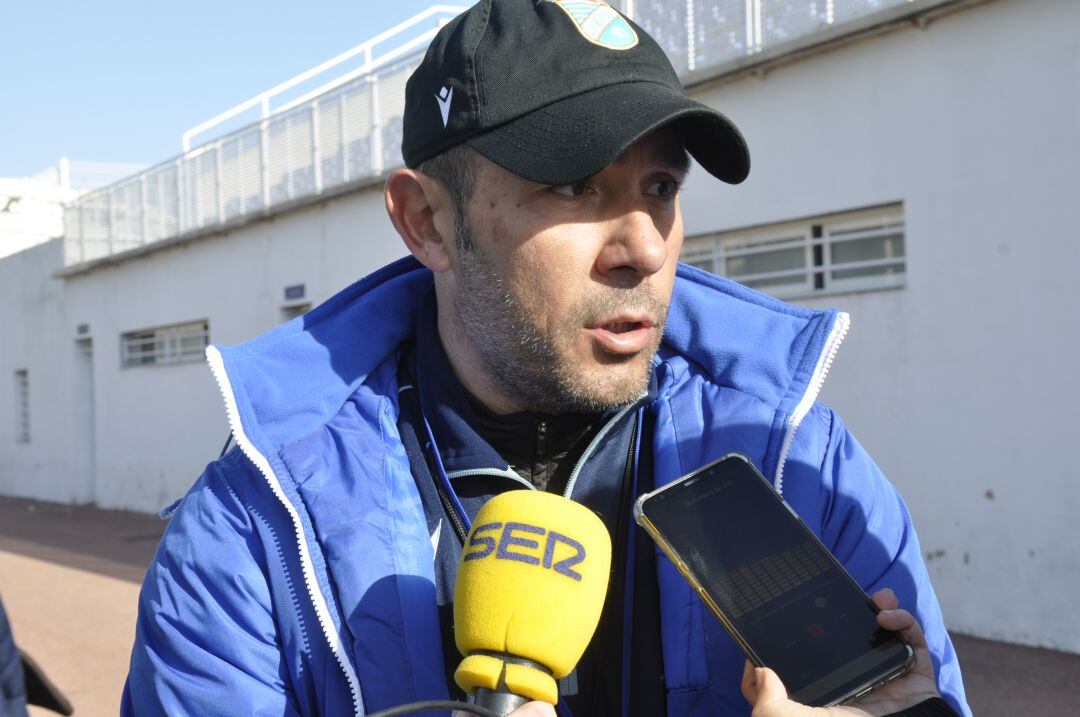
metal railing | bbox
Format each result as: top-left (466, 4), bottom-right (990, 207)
top-left (31, 158), bottom-right (147, 194)
top-left (63, 0), bottom-right (918, 267)
top-left (62, 6), bottom-right (466, 265)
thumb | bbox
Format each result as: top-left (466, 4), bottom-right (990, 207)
top-left (507, 701), bottom-right (557, 717)
top-left (753, 667), bottom-right (791, 708)
top-left (750, 667), bottom-right (820, 717)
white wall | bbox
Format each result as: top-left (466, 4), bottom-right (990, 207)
top-left (63, 189), bottom-right (406, 510)
top-left (678, 0), bottom-right (1080, 651)
top-left (0, 178), bottom-right (73, 260)
top-left (0, 239), bottom-right (91, 503)
top-left (1, 0), bottom-right (1076, 652)
top-left (0, 188), bottom-right (406, 511)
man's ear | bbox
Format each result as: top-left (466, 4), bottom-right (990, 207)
top-left (385, 168), bottom-right (455, 272)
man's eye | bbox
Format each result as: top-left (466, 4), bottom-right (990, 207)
top-left (551, 181), bottom-right (590, 197)
top-left (646, 179), bottom-right (680, 199)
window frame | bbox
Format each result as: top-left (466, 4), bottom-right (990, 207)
top-left (281, 301), bottom-right (312, 324)
top-left (120, 320), bottom-right (210, 368)
top-left (682, 204), bottom-right (906, 301)
top-left (14, 369), bottom-right (29, 444)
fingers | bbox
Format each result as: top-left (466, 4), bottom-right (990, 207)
top-left (742, 661), bottom-right (795, 708)
top-left (871, 588), bottom-right (928, 648)
top-left (870, 588), bottom-right (899, 611)
top-left (742, 660), bottom-right (757, 703)
top-left (876, 607), bottom-right (928, 649)
top-left (864, 587), bottom-right (924, 647)
top-left (753, 666), bottom-right (793, 707)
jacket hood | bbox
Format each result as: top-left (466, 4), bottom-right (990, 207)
top-left (208, 256), bottom-right (844, 461)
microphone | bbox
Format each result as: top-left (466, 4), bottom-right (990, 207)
top-left (453, 490), bottom-right (612, 716)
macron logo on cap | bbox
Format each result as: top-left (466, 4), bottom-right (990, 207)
top-left (435, 85), bottom-right (453, 128)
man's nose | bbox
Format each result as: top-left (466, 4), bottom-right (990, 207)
top-left (595, 205), bottom-right (669, 279)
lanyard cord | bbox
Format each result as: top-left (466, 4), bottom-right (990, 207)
top-left (413, 353), bottom-right (473, 543)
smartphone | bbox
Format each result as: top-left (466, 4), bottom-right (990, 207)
top-left (634, 453), bottom-right (914, 707)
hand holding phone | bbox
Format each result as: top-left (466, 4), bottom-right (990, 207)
top-left (634, 454), bottom-right (917, 706)
top-left (742, 589), bottom-right (943, 716)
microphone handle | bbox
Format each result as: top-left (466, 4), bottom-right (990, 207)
top-left (473, 688), bottom-right (529, 716)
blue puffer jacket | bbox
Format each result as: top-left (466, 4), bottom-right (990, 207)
top-left (0, 596), bottom-right (28, 717)
top-left (123, 259), bottom-right (971, 716)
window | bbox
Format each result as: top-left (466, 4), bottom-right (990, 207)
top-left (281, 302), bottom-right (312, 323)
top-left (121, 320), bottom-right (209, 368)
top-left (682, 205), bottom-right (905, 300)
top-left (14, 370), bottom-right (29, 443)
top-left (280, 283), bottom-right (310, 323)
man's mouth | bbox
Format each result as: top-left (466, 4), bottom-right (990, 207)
top-left (585, 315), bottom-right (657, 354)
top-left (602, 321), bottom-right (645, 334)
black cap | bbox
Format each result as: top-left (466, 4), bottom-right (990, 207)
top-left (402, 0), bottom-right (750, 185)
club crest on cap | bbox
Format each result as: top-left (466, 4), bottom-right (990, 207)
top-left (546, 0), bottom-right (639, 51)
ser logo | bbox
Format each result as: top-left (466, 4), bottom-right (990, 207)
top-left (464, 522), bottom-right (586, 581)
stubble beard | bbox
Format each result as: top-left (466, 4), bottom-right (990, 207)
top-left (452, 221), bottom-right (667, 414)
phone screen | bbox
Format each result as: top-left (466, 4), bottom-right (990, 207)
top-left (638, 455), bottom-right (911, 705)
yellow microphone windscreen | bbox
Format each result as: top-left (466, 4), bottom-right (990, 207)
top-left (453, 490), bottom-right (612, 704)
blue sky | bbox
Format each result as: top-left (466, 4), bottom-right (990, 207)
top-left (0, 0), bottom-right (452, 177)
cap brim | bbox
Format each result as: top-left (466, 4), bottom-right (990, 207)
top-left (465, 81), bottom-right (750, 186)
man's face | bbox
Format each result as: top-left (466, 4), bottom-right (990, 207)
top-left (445, 127), bottom-right (688, 414)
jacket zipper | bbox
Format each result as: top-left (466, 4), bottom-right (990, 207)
top-left (435, 468), bottom-right (471, 544)
top-left (446, 467), bottom-right (534, 490)
top-left (206, 346), bottom-right (364, 717)
top-left (536, 419), bottom-right (548, 480)
top-left (773, 312), bottom-right (851, 495)
top-left (564, 399), bottom-right (641, 499)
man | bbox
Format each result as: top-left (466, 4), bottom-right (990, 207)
top-left (123, 1), bottom-right (971, 715)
